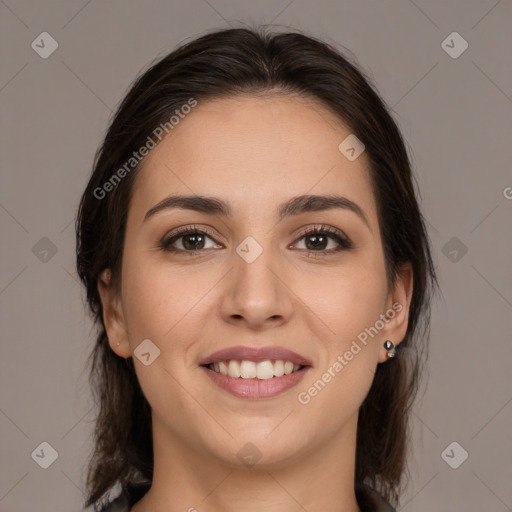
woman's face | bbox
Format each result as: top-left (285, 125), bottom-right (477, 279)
top-left (99, 93), bottom-right (412, 469)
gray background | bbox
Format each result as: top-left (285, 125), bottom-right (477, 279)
top-left (1, 1), bottom-right (511, 511)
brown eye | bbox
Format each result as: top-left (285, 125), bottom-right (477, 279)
top-left (179, 232), bottom-right (206, 250)
top-left (160, 224), bottom-right (352, 256)
top-left (304, 233), bottom-right (329, 251)
top-left (161, 226), bottom-right (221, 253)
top-left (294, 225), bottom-right (352, 255)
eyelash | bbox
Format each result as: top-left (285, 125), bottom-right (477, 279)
top-left (160, 224), bottom-right (352, 257)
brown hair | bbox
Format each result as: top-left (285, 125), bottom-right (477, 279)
top-left (76, 26), bottom-right (437, 510)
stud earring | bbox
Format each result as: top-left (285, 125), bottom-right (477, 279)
top-left (116, 341), bottom-right (120, 346)
top-left (384, 340), bottom-right (396, 359)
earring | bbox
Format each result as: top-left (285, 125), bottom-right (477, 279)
top-left (384, 340), bottom-right (396, 359)
top-left (116, 341), bottom-right (120, 346)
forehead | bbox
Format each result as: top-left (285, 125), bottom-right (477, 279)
top-left (130, 93), bottom-right (377, 225)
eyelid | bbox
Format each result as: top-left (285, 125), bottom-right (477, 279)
top-left (160, 223), bottom-right (352, 254)
top-left (293, 224), bottom-right (350, 245)
top-left (161, 224), bottom-right (221, 248)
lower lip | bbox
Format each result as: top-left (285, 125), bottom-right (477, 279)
top-left (201, 366), bottom-right (311, 399)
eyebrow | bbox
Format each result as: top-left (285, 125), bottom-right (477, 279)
top-left (144, 194), bottom-right (371, 231)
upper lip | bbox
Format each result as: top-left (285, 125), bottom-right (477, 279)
top-left (199, 346), bottom-right (312, 366)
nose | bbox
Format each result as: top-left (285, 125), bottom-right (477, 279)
top-left (219, 247), bottom-right (294, 330)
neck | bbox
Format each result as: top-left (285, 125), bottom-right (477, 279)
top-left (131, 413), bottom-right (362, 512)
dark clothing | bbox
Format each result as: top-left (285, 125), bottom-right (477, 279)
top-left (98, 483), bottom-right (396, 511)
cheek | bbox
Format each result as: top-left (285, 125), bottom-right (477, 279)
top-left (120, 249), bottom-right (189, 341)
top-left (293, 260), bottom-right (387, 401)
top-left (120, 256), bottom-right (220, 377)
top-left (296, 277), bottom-right (384, 432)
top-left (295, 260), bottom-right (388, 344)
top-left (297, 261), bottom-right (387, 418)
top-left (120, 262), bottom-right (205, 424)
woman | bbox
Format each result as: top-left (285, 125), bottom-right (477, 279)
top-left (76, 26), bottom-right (437, 512)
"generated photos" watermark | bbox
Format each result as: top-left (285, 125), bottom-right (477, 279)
top-left (298, 301), bottom-right (403, 405)
top-left (93, 97), bottom-right (198, 200)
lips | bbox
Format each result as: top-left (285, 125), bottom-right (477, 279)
top-left (199, 345), bottom-right (313, 399)
top-left (199, 345), bottom-right (312, 367)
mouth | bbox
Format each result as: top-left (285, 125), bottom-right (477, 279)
top-left (199, 346), bottom-right (312, 399)
top-left (202, 359), bottom-right (307, 379)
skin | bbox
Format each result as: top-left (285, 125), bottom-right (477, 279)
top-left (97, 93), bottom-right (413, 512)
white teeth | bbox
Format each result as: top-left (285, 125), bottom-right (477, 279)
top-left (274, 360), bottom-right (285, 377)
top-left (240, 360), bottom-right (257, 379)
top-left (256, 360), bottom-right (274, 380)
top-left (228, 360), bottom-right (241, 378)
top-left (209, 359), bottom-right (304, 379)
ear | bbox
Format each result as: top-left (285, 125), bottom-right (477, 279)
top-left (378, 262), bottom-right (414, 363)
top-left (97, 269), bottom-right (131, 358)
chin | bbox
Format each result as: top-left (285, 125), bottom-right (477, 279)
top-left (207, 432), bottom-right (309, 470)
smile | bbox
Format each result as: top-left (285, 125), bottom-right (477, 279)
top-left (200, 361), bottom-right (311, 399)
top-left (206, 359), bottom-right (303, 379)
top-left (199, 345), bottom-right (312, 399)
